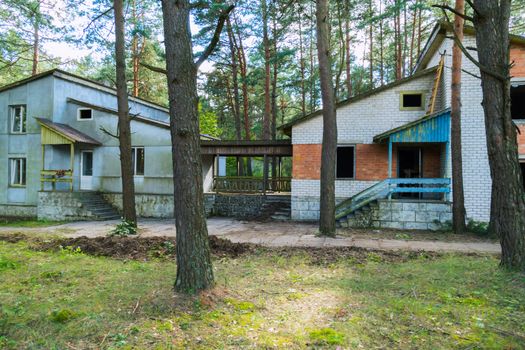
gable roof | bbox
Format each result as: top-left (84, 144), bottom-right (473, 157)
top-left (36, 117), bottom-right (102, 145)
top-left (413, 21), bottom-right (525, 73)
top-left (278, 66), bottom-right (438, 135)
top-left (0, 69), bottom-right (169, 113)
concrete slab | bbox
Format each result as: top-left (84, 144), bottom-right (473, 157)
top-left (0, 217), bottom-right (501, 254)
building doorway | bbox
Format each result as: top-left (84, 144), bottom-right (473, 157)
top-left (397, 147), bottom-right (422, 199)
top-left (80, 150), bottom-right (93, 190)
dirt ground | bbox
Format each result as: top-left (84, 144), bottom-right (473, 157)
top-left (0, 232), bottom-right (446, 265)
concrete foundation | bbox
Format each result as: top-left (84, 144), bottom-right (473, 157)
top-left (37, 191), bottom-right (95, 221)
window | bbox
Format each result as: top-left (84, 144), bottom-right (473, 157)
top-left (9, 158), bottom-right (26, 186)
top-left (131, 147), bottom-right (145, 176)
top-left (336, 146), bottom-right (355, 179)
top-left (10, 105), bottom-right (26, 133)
top-left (400, 92), bottom-right (425, 110)
top-left (77, 108), bottom-right (93, 120)
top-left (511, 84), bottom-right (525, 120)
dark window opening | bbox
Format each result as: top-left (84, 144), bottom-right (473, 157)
top-left (511, 85), bottom-right (525, 120)
top-left (402, 93), bottom-right (423, 108)
top-left (79, 109), bottom-right (93, 120)
top-left (336, 146), bottom-right (355, 178)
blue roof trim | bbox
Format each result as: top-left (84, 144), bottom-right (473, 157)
top-left (374, 109), bottom-right (451, 143)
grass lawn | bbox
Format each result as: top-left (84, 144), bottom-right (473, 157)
top-left (0, 240), bottom-right (524, 349)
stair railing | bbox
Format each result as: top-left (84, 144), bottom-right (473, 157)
top-left (335, 178), bottom-right (451, 220)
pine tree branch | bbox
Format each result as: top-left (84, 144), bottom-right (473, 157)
top-left (84, 7), bottom-right (114, 34)
top-left (194, 5), bottom-right (235, 69)
top-left (140, 62), bottom-right (167, 75)
top-left (432, 4), bottom-right (474, 22)
top-left (464, 0), bottom-right (481, 17)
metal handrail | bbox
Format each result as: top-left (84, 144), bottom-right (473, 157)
top-left (335, 178), bottom-right (450, 220)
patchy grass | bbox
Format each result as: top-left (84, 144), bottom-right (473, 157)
top-left (0, 240), bottom-right (523, 349)
top-left (0, 218), bottom-right (65, 228)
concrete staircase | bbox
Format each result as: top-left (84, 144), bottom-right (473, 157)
top-left (260, 195), bottom-right (291, 221)
top-left (78, 192), bottom-right (121, 221)
top-left (337, 201), bottom-right (378, 228)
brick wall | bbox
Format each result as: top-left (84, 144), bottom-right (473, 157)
top-left (423, 145), bottom-right (442, 178)
top-left (292, 144), bottom-right (321, 179)
top-left (511, 43), bottom-right (525, 77)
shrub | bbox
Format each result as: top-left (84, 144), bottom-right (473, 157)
top-left (109, 219), bottom-right (137, 237)
top-left (466, 219), bottom-right (490, 237)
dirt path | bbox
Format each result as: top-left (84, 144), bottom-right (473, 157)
top-left (0, 217), bottom-right (500, 254)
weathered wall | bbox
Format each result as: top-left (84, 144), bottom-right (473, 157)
top-left (37, 191), bottom-right (94, 221)
top-left (0, 76), bottom-right (55, 208)
top-left (212, 194), bottom-right (266, 218)
top-left (372, 200), bottom-right (451, 231)
top-left (0, 204), bottom-right (37, 218)
top-left (103, 193), bottom-right (216, 218)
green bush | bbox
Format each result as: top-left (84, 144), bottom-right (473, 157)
top-left (109, 219), bottom-right (137, 237)
top-left (466, 219), bottom-right (490, 237)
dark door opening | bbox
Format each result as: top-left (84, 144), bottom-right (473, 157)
top-left (396, 148), bottom-right (422, 199)
top-left (398, 148), bottom-right (422, 178)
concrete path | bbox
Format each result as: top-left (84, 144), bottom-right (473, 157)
top-left (0, 217), bottom-right (500, 254)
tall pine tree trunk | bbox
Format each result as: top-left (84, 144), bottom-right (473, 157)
top-left (316, 0), bottom-right (337, 237)
top-left (473, 0), bottom-right (525, 270)
top-left (234, 17), bottom-right (253, 176)
top-left (32, 19), bottom-right (39, 76)
top-left (299, 16), bottom-right (307, 115)
top-left (450, 0), bottom-right (466, 234)
top-left (114, 0), bottom-right (137, 225)
top-left (161, 0), bottom-right (214, 292)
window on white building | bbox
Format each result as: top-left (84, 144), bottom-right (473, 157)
top-left (400, 92), bottom-right (425, 110)
top-left (10, 105), bottom-right (26, 133)
top-left (9, 158), bottom-right (26, 186)
top-left (131, 147), bottom-right (145, 176)
top-left (336, 146), bottom-right (355, 179)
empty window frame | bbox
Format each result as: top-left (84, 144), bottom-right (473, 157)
top-left (9, 158), bottom-right (26, 186)
top-left (77, 108), bottom-right (93, 120)
top-left (131, 147), bottom-right (145, 176)
top-left (10, 105), bottom-right (26, 133)
top-left (511, 84), bottom-right (525, 120)
top-left (336, 146), bottom-right (355, 179)
top-left (400, 91), bottom-right (425, 110)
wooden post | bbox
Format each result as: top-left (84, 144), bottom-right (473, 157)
top-left (263, 154), bottom-right (268, 195)
top-left (445, 141), bottom-right (450, 201)
top-left (41, 145), bottom-right (45, 191)
top-left (215, 153), bottom-right (219, 194)
top-left (70, 143), bottom-right (74, 192)
top-left (388, 139), bottom-right (393, 200)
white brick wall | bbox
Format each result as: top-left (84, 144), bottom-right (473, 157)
top-left (292, 179), bottom-right (377, 198)
top-left (426, 35), bottom-right (491, 222)
top-left (292, 73), bottom-right (435, 145)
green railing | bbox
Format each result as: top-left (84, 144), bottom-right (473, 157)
top-left (213, 176), bottom-right (291, 193)
top-left (335, 178), bottom-right (450, 220)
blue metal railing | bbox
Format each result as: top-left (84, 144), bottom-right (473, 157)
top-left (335, 178), bottom-right (450, 220)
